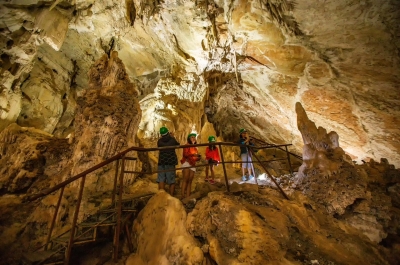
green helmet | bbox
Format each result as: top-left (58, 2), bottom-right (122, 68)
top-left (160, 126), bottom-right (169, 136)
top-left (239, 128), bottom-right (247, 134)
top-left (208, 136), bottom-right (216, 142)
top-left (188, 133), bottom-right (197, 138)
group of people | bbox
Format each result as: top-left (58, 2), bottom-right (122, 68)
top-left (156, 126), bottom-right (255, 198)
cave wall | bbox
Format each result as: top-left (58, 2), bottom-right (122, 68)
top-left (0, 0), bottom-right (399, 166)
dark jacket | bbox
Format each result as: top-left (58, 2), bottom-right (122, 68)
top-left (239, 137), bottom-right (254, 154)
top-left (157, 134), bottom-right (180, 165)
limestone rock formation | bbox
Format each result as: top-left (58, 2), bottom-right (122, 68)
top-left (0, 123), bottom-right (73, 263)
top-left (0, 123), bottom-right (71, 194)
top-left (0, 0), bottom-right (400, 264)
top-left (294, 102), bottom-right (400, 245)
top-left (1, 0), bottom-right (399, 166)
top-left (0, 52), bottom-right (143, 264)
top-left (126, 191), bottom-right (204, 265)
top-left (295, 101), bottom-right (351, 181)
top-left (120, 186), bottom-right (398, 265)
top-left (137, 66), bottom-right (206, 145)
top-left (71, 51), bottom-right (141, 176)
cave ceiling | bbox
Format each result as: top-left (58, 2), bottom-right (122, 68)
top-left (0, 0), bottom-right (399, 166)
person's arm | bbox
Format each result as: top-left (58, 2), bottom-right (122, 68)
top-left (248, 135), bottom-right (256, 146)
top-left (243, 134), bottom-right (254, 145)
top-left (169, 132), bottom-right (180, 145)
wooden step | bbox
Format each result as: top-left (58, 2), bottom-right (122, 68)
top-left (78, 220), bottom-right (116, 228)
top-left (98, 207), bottom-right (137, 214)
top-left (121, 207), bottom-right (137, 212)
top-left (23, 250), bottom-right (64, 264)
top-left (97, 208), bottom-right (116, 214)
top-left (52, 234), bottom-right (95, 245)
top-left (51, 237), bottom-right (70, 245)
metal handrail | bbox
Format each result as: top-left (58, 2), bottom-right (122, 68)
top-left (27, 142), bottom-right (293, 201)
top-left (250, 136), bottom-right (303, 160)
top-left (29, 140), bottom-right (295, 264)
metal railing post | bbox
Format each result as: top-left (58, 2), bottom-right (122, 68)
top-left (28, 141), bottom-right (300, 265)
top-left (45, 186), bottom-right (65, 250)
top-left (218, 144), bottom-right (230, 192)
top-left (65, 175), bottom-right (86, 265)
top-left (114, 155), bottom-right (125, 262)
top-left (251, 150), bottom-right (289, 200)
top-left (112, 159), bottom-right (120, 206)
top-left (285, 146), bottom-right (294, 177)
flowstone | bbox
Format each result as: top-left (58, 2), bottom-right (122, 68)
top-left (294, 102), bottom-right (400, 245)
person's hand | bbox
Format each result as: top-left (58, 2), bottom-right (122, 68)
top-left (195, 154), bottom-right (201, 161)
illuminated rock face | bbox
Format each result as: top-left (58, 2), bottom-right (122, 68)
top-left (187, 191), bottom-right (390, 265)
top-left (137, 66), bottom-right (206, 145)
top-left (294, 102), bottom-right (400, 244)
top-left (69, 50), bottom-right (142, 202)
top-left (0, 53), bottom-right (143, 262)
top-left (295, 102), bottom-right (350, 181)
top-left (2, 0), bottom-right (399, 166)
top-left (127, 191), bottom-right (204, 265)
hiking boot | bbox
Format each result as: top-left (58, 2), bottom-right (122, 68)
top-left (249, 175), bottom-right (254, 180)
top-left (208, 179), bottom-right (216, 184)
top-left (242, 176), bottom-right (247, 181)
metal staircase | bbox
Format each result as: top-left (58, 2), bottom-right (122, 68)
top-left (23, 192), bottom-right (153, 265)
top-left (22, 141), bottom-right (301, 265)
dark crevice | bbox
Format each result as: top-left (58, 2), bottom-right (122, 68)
top-left (6, 39), bottom-right (14, 49)
top-left (259, 0), bottom-right (303, 36)
top-left (125, 0), bottom-right (136, 26)
top-left (70, 60), bottom-right (79, 88)
top-left (105, 37), bottom-right (115, 58)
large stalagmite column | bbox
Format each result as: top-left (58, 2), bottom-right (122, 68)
top-left (70, 51), bottom-right (141, 180)
top-left (295, 101), bottom-right (351, 181)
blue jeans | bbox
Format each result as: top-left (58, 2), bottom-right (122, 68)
top-left (157, 165), bottom-right (176, 184)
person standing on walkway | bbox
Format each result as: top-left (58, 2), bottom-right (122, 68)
top-left (205, 135), bottom-right (220, 184)
top-left (157, 126), bottom-right (180, 195)
top-left (181, 133), bottom-right (201, 198)
top-left (239, 128), bottom-right (254, 181)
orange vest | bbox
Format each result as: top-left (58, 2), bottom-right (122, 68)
top-left (181, 146), bottom-right (199, 166)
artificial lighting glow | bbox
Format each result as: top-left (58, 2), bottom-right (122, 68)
top-left (257, 173), bottom-right (267, 180)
